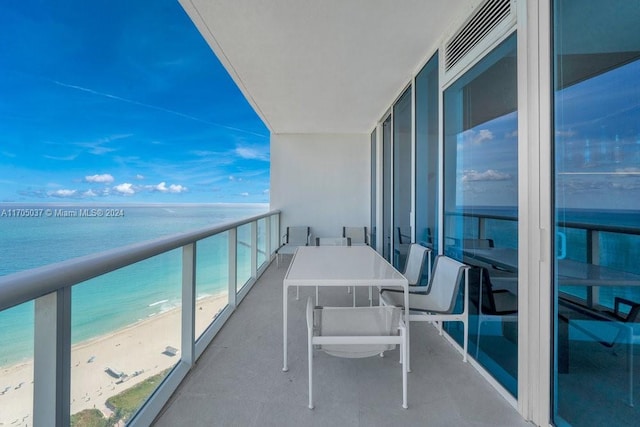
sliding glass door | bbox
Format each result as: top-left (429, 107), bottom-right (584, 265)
top-left (393, 87), bottom-right (412, 270)
top-left (443, 33), bottom-right (518, 396)
top-left (553, 1), bottom-right (640, 425)
top-left (415, 53), bottom-right (439, 258)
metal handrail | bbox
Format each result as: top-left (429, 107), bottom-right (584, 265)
top-left (0, 209), bottom-right (280, 312)
top-left (445, 210), bottom-right (640, 236)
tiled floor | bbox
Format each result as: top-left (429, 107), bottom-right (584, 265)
top-left (153, 260), bottom-right (531, 427)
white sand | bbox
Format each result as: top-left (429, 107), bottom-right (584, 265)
top-left (0, 294), bottom-right (227, 426)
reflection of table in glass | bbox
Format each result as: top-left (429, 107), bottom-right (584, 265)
top-left (464, 248), bottom-right (640, 288)
top-left (282, 246), bottom-right (408, 371)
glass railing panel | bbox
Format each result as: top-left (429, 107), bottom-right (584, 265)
top-left (0, 301), bottom-right (34, 426)
top-left (257, 218), bottom-right (267, 269)
top-left (70, 250), bottom-right (181, 426)
top-left (236, 223), bottom-right (252, 290)
top-left (195, 232), bottom-right (229, 340)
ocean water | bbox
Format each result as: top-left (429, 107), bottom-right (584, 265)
top-left (0, 203), bottom-right (268, 366)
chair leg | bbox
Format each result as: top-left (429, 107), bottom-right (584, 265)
top-left (369, 286), bottom-right (373, 307)
top-left (353, 288), bottom-right (356, 307)
top-left (315, 286), bottom-right (319, 304)
top-left (308, 336), bottom-right (314, 410)
top-left (463, 317), bottom-right (468, 363)
top-left (401, 326), bottom-right (408, 409)
top-left (296, 285), bottom-right (300, 301)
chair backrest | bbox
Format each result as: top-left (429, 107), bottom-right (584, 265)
top-left (286, 226), bottom-right (310, 245)
top-left (316, 237), bottom-right (350, 246)
top-left (463, 238), bottom-right (494, 249)
top-left (343, 226), bottom-right (367, 245)
top-left (403, 243), bottom-right (431, 286)
top-left (309, 298), bottom-right (402, 358)
top-left (416, 255), bottom-right (468, 313)
top-left (468, 267), bottom-right (497, 314)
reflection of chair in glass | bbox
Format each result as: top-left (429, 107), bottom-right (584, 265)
top-left (463, 238), bottom-right (494, 249)
top-left (559, 295), bottom-right (640, 406)
top-left (611, 297), bottom-right (640, 406)
top-left (342, 226), bottom-right (368, 245)
top-left (468, 267), bottom-right (518, 358)
top-left (380, 255), bottom-right (471, 362)
top-left (306, 297), bottom-right (407, 409)
top-left (313, 237), bottom-right (351, 304)
top-left (276, 226), bottom-right (311, 267)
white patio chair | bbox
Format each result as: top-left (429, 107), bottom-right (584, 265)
top-left (404, 243), bottom-right (432, 289)
top-left (306, 297), bottom-right (407, 409)
top-left (276, 226), bottom-right (311, 267)
top-left (380, 255), bottom-right (471, 362)
top-left (377, 243), bottom-right (432, 308)
top-left (342, 226), bottom-right (368, 245)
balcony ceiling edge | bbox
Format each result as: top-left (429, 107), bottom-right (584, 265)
top-left (178, 0), bottom-right (482, 135)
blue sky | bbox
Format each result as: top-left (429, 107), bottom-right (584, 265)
top-left (0, 0), bottom-right (270, 204)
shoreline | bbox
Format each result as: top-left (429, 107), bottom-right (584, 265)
top-left (0, 292), bottom-right (228, 425)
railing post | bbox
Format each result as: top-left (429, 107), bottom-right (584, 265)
top-left (181, 243), bottom-right (196, 365)
top-left (251, 220), bottom-right (258, 279)
top-left (228, 228), bottom-right (238, 308)
top-left (34, 288), bottom-right (71, 427)
top-left (586, 230), bottom-right (601, 307)
top-left (478, 217), bottom-right (486, 239)
top-left (265, 218), bottom-right (271, 263)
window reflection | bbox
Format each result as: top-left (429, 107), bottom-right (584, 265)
top-left (393, 87), bottom-right (412, 271)
top-left (443, 33), bottom-right (518, 396)
top-left (415, 53), bottom-right (439, 261)
top-left (554, 1), bottom-right (640, 425)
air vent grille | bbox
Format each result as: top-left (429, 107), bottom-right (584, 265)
top-left (445, 0), bottom-right (512, 71)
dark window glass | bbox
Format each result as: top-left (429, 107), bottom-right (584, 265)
top-left (443, 33), bottom-right (518, 396)
top-left (553, 1), bottom-right (640, 425)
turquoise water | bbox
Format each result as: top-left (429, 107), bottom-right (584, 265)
top-left (0, 203), bottom-right (267, 366)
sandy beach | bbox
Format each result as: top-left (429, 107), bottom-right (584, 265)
top-left (0, 293), bottom-right (228, 426)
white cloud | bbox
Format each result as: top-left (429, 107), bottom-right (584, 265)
top-left (263, 189), bottom-right (270, 194)
top-left (85, 173), bottom-right (115, 184)
top-left (48, 189), bottom-right (78, 198)
top-left (462, 169), bottom-right (511, 182)
top-left (113, 183), bottom-right (135, 195)
top-left (83, 189), bottom-right (97, 197)
top-left (228, 176), bottom-right (243, 182)
top-left (460, 129), bottom-right (494, 147)
top-left (235, 145), bottom-right (269, 161)
top-left (135, 174), bottom-right (145, 180)
top-left (240, 192), bottom-right (250, 197)
top-left (152, 182), bottom-right (188, 193)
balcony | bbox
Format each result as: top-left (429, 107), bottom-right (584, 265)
top-left (0, 210), bottom-right (527, 426)
top-left (153, 259), bottom-right (526, 427)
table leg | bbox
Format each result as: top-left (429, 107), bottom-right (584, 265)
top-left (283, 284), bottom-right (289, 372)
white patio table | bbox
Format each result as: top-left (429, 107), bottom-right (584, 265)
top-left (282, 245), bottom-right (409, 371)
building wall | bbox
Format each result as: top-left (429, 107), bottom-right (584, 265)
top-left (270, 133), bottom-right (370, 239)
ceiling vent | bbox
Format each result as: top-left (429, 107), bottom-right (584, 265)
top-left (444, 0), bottom-right (514, 73)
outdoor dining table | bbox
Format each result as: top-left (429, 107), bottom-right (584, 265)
top-left (282, 245), bottom-right (409, 372)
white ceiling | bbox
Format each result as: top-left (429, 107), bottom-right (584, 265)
top-left (179, 0), bottom-right (481, 134)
